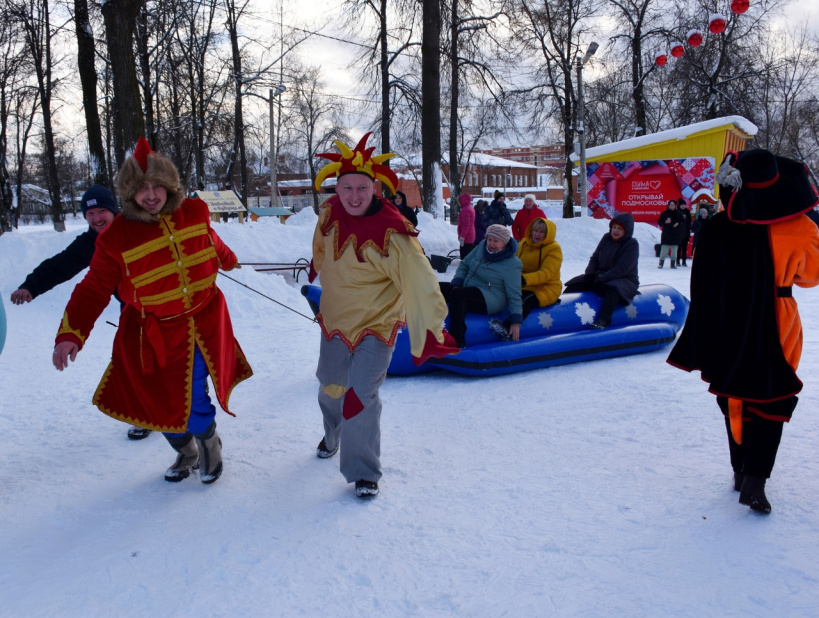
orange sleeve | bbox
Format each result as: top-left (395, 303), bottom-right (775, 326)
top-left (769, 215), bottom-right (819, 370)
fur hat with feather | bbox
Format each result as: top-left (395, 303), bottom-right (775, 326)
top-left (116, 137), bottom-right (185, 223)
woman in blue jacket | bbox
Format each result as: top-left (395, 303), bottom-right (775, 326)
top-left (439, 224), bottom-right (523, 348)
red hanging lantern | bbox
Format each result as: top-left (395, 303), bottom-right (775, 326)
top-left (730, 0), bottom-right (749, 14)
top-left (709, 13), bottom-right (727, 34)
top-left (655, 52), bottom-right (668, 67)
top-left (687, 29), bottom-right (703, 47)
top-left (670, 41), bottom-right (685, 58)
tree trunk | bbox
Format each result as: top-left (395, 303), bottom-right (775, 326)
top-left (136, 6), bottom-right (156, 148)
top-left (379, 0), bottom-right (390, 197)
top-left (74, 0), bottom-right (109, 188)
top-left (101, 0), bottom-right (145, 167)
top-left (422, 0), bottom-right (442, 217)
top-left (225, 0), bottom-right (248, 205)
top-left (20, 0), bottom-right (63, 230)
top-left (631, 25), bottom-right (646, 137)
top-left (448, 0), bottom-right (460, 224)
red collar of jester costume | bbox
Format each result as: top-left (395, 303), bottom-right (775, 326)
top-left (322, 194), bottom-right (418, 263)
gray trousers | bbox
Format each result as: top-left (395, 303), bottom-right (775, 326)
top-left (316, 335), bottom-right (394, 483)
top-left (660, 244), bottom-right (678, 261)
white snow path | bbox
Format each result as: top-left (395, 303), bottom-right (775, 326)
top-left (1, 213), bottom-right (818, 616)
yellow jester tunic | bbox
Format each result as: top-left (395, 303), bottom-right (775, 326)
top-left (55, 198), bottom-right (253, 433)
top-left (311, 195), bottom-right (457, 363)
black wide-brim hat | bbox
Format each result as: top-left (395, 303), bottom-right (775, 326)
top-left (722, 149), bottom-right (818, 223)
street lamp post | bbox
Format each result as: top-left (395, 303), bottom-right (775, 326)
top-left (269, 84), bottom-right (286, 209)
top-left (576, 41), bottom-right (598, 217)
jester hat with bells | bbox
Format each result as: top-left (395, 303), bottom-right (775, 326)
top-left (314, 132), bottom-right (399, 194)
top-left (116, 137), bottom-right (185, 224)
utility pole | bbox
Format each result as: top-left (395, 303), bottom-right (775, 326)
top-left (576, 41), bottom-right (598, 217)
top-left (269, 84), bottom-right (286, 208)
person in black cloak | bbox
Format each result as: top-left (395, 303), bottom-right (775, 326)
top-left (667, 148), bottom-right (819, 514)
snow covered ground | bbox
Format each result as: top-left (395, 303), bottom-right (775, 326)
top-left (1, 210), bottom-right (818, 616)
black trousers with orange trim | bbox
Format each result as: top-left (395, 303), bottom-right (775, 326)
top-left (716, 396), bottom-right (796, 479)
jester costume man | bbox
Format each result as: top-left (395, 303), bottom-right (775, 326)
top-left (309, 133), bottom-right (459, 498)
top-left (54, 138), bottom-right (252, 484)
top-left (668, 149), bottom-right (819, 514)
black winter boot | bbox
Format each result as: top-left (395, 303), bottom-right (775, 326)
top-left (316, 437), bottom-right (339, 459)
top-left (164, 433), bottom-right (199, 482)
top-left (739, 475), bottom-right (771, 514)
top-left (355, 480), bottom-right (379, 498)
top-left (658, 260), bottom-right (664, 269)
top-left (733, 471), bottom-right (744, 492)
top-left (128, 425), bottom-right (152, 440)
top-left (670, 261), bottom-right (677, 269)
top-left (194, 421), bottom-right (223, 484)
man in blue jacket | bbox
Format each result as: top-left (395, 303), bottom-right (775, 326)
top-left (10, 185), bottom-right (151, 440)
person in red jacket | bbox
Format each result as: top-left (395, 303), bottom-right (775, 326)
top-left (511, 194), bottom-right (546, 241)
top-left (456, 193), bottom-right (476, 258)
top-left (668, 149), bottom-right (819, 514)
top-left (52, 138), bottom-right (253, 484)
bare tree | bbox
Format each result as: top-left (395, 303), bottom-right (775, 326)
top-left (13, 85), bottom-right (41, 228)
top-left (101, 0), bottom-right (145, 166)
top-left (753, 22), bottom-right (819, 170)
top-left (0, 17), bottom-right (28, 232)
top-left (667, 0), bottom-right (781, 124)
top-left (72, 0), bottom-right (108, 187)
top-left (173, 0), bottom-right (229, 191)
top-left (512, 0), bottom-right (601, 217)
top-left (445, 0), bottom-right (507, 222)
top-left (422, 0), bottom-right (443, 216)
top-left (223, 0), bottom-right (256, 204)
top-left (605, 0), bottom-right (666, 137)
top-left (341, 0), bottom-right (422, 185)
top-left (11, 0), bottom-right (67, 231)
top-left (287, 65), bottom-right (348, 213)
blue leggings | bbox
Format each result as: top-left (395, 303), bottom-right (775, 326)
top-left (164, 346), bottom-right (216, 438)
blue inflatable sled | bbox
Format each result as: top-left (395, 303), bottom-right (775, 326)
top-left (301, 284), bottom-right (689, 377)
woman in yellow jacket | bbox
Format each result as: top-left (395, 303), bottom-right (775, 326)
top-left (490, 217), bottom-right (562, 339)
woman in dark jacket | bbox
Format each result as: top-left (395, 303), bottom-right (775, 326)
top-left (691, 207), bottom-right (710, 254)
top-left (676, 199), bottom-right (692, 267)
top-left (563, 212), bottom-right (640, 329)
top-left (483, 191), bottom-right (513, 227)
top-left (391, 191), bottom-right (418, 227)
top-left (474, 200), bottom-right (488, 244)
top-left (657, 199), bottom-right (682, 268)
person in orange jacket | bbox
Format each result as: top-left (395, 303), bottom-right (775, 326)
top-left (52, 138), bottom-right (253, 484)
top-left (668, 149), bottom-right (819, 514)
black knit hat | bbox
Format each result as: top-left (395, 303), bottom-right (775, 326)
top-left (81, 185), bottom-right (119, 217)
top-left (717, 149), bottom-right (818, 224)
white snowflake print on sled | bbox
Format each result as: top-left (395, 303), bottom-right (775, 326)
top-left (657, 294), bottom-right (676, 317)
top-left (625, 304), bottom-right (638, 320)
top-left (575, 302), bottom-right (597, 325)
top-left (538, 312), bottom-right (555, 329)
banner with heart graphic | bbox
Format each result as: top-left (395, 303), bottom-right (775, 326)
top-left (585, 157), bottom-right (715, 224)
